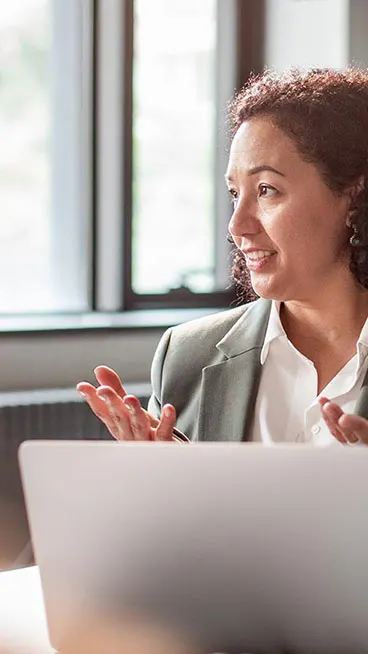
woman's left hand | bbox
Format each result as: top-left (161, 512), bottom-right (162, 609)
top-left (319, 397), bottom-right (368, 445)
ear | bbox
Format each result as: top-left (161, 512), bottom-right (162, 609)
top-left (345, 175), bottom-right (365, 227)
top-left (349, 175), bottom-right (365, 204)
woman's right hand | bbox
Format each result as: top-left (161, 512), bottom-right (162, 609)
top-left (76, 365), bottom-right (177, 441)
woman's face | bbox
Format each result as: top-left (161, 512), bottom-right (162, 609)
top-left (226, 116), bottom-right (351, 302)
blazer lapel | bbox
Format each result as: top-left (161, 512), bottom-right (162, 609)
top-left (198, 299), bottom-right (271, 442)
top-left (353, 367), bottom-right (368, 419)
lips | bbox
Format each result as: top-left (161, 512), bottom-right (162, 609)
top-left (243, 249), bottom-right (276, 271)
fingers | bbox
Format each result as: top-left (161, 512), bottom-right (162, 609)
top-left (76, 382), bottom-right (116, 427)
top-left (77, 382), bottom-right (132, 440)
top-left (318, 396), bottom-right (329, 409)
top-left (94, 365), bottom-right (127, 400)
top-left (319, 398), bottom-right (361, 444)
top-left (77, 367), bottom-right (132, 440)
top-left (337, 413), bottom-right (368, 445)
top-left (78, 366), bottom-right (159, 428)
top-left (77, 383), bottom-right (156, 441)
top-left (122, 395), bottom-right (152, 440)
top-left (77, 370), bottom-right (178, 441)
top-left (97, 387), bottom-right (139, 440)
top-left (155, 404), bottom-right (177, 441)
top-left (319, 398), bottom-right (348, 444)
top-left (91, 366), bottom-right (159, 430)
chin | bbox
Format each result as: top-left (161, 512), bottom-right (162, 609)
top-left (250, 262), bottom-right (301, 299)
top-left (251, 278), bottom-right (291, 302)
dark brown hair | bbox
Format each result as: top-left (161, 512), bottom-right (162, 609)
top-left (228, 67), bottom-right (368, 301)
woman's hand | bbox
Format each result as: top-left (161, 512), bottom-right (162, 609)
top-left (319, 397), bottom-right (368, 445)
top-left (76, 365), bottom-right (177, 441)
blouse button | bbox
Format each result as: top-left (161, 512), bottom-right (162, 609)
top-left (311, 424), bottom-right (321, 435)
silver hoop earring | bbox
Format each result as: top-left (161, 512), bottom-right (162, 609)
top-left (350, 226), bottom-right (360, 247)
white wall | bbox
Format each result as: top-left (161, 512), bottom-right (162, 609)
top-left (349, 0), bottom-right (368, 68)
top-left (264, 0), bottom-right (350, 70)
top-left (1, 307), bottom-right (218, 391)
top-left (1, 330), bottom-right (164, 392)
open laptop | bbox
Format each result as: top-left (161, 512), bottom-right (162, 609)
top-left (18, 440), bottom-right (368, 654)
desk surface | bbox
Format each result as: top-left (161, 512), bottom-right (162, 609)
top-left (0, 567), bottom-right (206, 654)
top-left (0, 565), bottom-right (51, 653)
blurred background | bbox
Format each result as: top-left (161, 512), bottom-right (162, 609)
top-left (0, 0), bottom-right (368, 567)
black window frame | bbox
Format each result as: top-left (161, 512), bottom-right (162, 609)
top-left (116, 0), bottom-right (265, 311)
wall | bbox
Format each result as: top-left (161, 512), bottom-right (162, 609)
top-left (264, 0), bottom-right (349, 70)
top-left (1, 329), bottom-right (164, 391)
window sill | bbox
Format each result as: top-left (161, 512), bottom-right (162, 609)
top-left (0, 307), bottom-right (226, 335)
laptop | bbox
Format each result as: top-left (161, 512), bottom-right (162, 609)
top-left (18, 440), bottom-right (368, 654)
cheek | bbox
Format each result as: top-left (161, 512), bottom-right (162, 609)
top-left (262, 202), bottom-right (322, 250)
top-left (259, 208), bottom-right (300, 249)
top-left (270, 214), bottom-right (345, 269)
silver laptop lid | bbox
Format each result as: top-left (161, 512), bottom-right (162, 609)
top-left (18, 441), bottom-right (368, 654)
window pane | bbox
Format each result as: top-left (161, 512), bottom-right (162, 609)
top-left (0, 0), bottom-right (90, 314)
top-left (132, 0), bottom-right (220, 295)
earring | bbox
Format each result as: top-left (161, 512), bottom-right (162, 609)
top-left (350, 224), bottom-right (361, 247)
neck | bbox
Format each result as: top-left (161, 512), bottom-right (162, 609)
top-left (281, 276), bottom-right (368, 350)
top-left (279, 272), bottom-right (368, 394)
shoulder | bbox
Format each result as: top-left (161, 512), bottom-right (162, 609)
top-left (169, 301), bottom-right (255, 345)
top-left (149, 298), bottom-right (271, 425)
top-left (151, 303), bottom-right (251, 383)
top-left (151, 298), bottom-right (271, 381)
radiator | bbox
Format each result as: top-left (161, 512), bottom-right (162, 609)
top-left (0, 383), bottom-right (151, 570)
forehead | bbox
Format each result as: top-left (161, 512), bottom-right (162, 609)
top-left (226, 117), bottom-right (301, 179)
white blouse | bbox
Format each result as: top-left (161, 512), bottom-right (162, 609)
top-left (252, 302), bottom-right (368, 445)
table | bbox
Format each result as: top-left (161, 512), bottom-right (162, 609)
top-left (0, 567), bottom-right (209, 654)
top-left (0, 566), bottom-right (51, 653)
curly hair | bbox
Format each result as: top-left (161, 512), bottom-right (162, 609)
top-left (228, 67), bottom-right (368, 302)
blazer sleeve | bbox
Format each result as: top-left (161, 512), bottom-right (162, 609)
top-left (147, 328), bottom-right (190, 442)
top-left (144, 303), bottom-right (253, 441)
top-left (147, 327), bottom-right (173, 419)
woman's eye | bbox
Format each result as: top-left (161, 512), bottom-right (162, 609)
top-left (228, 189), bottom-right (239, 206)
top-left (258, 183), bottom-right (277, 198)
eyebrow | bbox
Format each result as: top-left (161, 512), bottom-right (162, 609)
top-left (225, 165), bottom-right (286, 183)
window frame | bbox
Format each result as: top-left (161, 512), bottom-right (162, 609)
top-left (0, 0), bottom-right (264, 325)
top-left (50, 0), bottom-right (95, 312)
top-left (121, 0), bottom-right (238, 310)
top-left (94, 0), bottom-right (265, 312)
top-left (0, 0), bottom-right (95, 316)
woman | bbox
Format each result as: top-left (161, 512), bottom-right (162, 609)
top-left (77, 67), bottom-right (368, 446)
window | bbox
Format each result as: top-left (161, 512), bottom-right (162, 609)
top-left (127, 0), bottom-right (238, 308)
top-left (132, 0), bottom-right (218, 296)
top-left (0, 0), bottom-right (92, 314)
top-left (0, 0), bottom-right (244, 317)
top-left (106, 0), bottom-right (238, 310)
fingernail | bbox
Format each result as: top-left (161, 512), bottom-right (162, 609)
top-left (78, 391), bottom-right (87, 398)
top-left (98, 393), bottom-right (110, 403)
top-left (163, 406), bottom-right (173, 418)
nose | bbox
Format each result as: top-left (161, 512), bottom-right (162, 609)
top-left (228, 199), bottom-right (262, 239)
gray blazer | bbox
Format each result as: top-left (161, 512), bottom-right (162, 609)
top-left (147, 298), bottom-right (368, 442)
